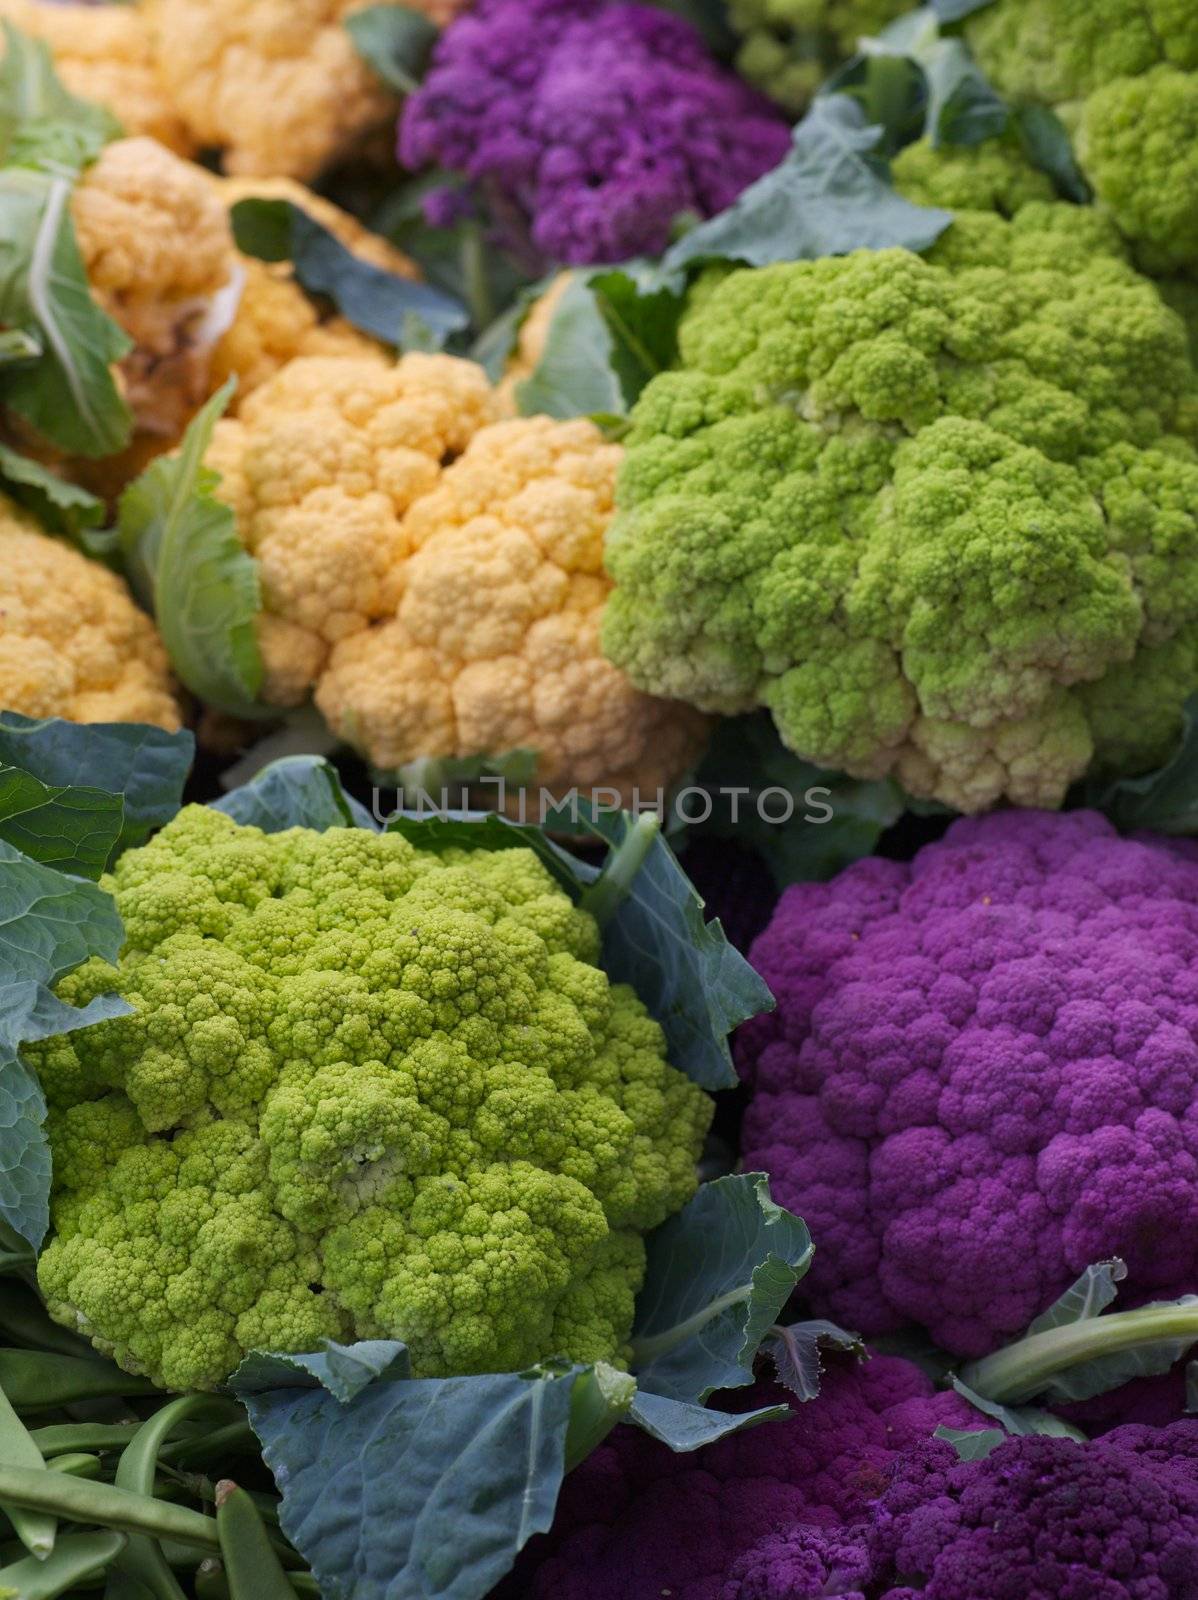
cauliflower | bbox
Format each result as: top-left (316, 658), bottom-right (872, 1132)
top-left (602, 204), bottom-right (1198, 811)
top-left (890, 135), bottom-right (1057, 217)
top-left (398, 0), bottom-right (791, 268)
top-left (71, 136), bottom-right (244, 442)
top-left (504, 1357), bottom-right (975, 1600)
top-left (728, 1428), bottom-right (1198, 1599)
top-left (204, 354), bottom-right (708, 802)
top-left (209, 177), bottom-right (416, 407)
top-left (0, 0), bottom-right (192, 154)
top-left (727, 0), bottom-right (912, 114)
top-left (30, 805), bottom-right (713, 1391)
top-left (0, 493), bottom-right (181, 730)
top-left (145, 0), bottom-right (404, 180)
top-left (965, 0), bottom-right (1198, 273)
top-left (738, 810), bottom-right (1198, 1359)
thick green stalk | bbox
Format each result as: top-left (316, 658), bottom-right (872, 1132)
top-left (578, 813), bottom-right (661, 928)
top-left (960, 1301), bottom-right (1198, 1404)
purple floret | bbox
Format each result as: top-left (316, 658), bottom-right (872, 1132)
top-left (738, 811), bottom-right (1198, 1358)
top-left (398, 0), bottom-right (792, 266)
top-left (502, 1357), bottom-right (975, 1600)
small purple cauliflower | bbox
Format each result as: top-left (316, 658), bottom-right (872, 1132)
top-left (738, 810), bottom-right (1198, 1359)
top-left (503, 1356), bottom-right (975, 1600)
top-left (728, 1426), bottom-right (1198, 1599)
top-left (398, 0), bottom-right (792, 266)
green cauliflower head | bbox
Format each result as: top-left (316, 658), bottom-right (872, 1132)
top-left (964, 0), bottom-right (1198, 274)
top-left (728, 0), bottom-right (911, 113)
top-left (602, 204), bottom-right (1198, 812)
top-left (30, 806), bottom-right (713, 1392)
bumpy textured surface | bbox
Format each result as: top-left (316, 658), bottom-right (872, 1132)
top-left (71, 137), bottom-right (242, 441)
top-left (504, 1357), bottom-right (975, 1600)
top-left (965, 0), bottom-right (1198, 272)
top-left (603, 206), bottom-right (1198, 811)
top-left (0, 495), bottom-right (180, 729)
top-left (209, 177), bottom-right (416, 406)
top-left (399, 0), bottom-right (791, 266)
top-left (206, 355), bottom-right (707, 802)
top-left (727, 0), bottom-right (911, 113)
top-left (33, 807), bottom-right (712, 1391)
top-left (0, 0), bottom-right (192, 153)
top-left (146, 0), bottom-right (401, 180)
top-left (890, 136), bottom-right (1056, 218)
top-left (314, 415), bottom-right (711, 800)
top-left (739, 810), bottom-right (1198, 1357)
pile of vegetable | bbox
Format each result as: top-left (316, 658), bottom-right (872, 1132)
top-left (3, 1), bottom-right (1198, 1597)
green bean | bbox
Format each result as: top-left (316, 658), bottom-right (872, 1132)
top-left (0, 1466), bottom-right (219, 1552)
top-left (159, 1420), bottom-right (258, 1466)
top-left (27, 1424), bottom-right (142, 1457)
top-left (45, 1454), bottom-right (102, 1480)
top-left (0, 1352), bottom-right (160, 1410)
top-left (214, 1484), bottom-right (296, 1600)
top-left (194, 1557), bottom-right (231, 1600)
top-left (0, 1384), bottom-right (56, 1560)
top-left (0, 1531), bottom-right (125, 1600)
top-left (109, 1393), bottom-right (223, 1600)
top-left (287, 1573), bottom-right (320, 1596)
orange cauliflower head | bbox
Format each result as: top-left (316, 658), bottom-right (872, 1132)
top-left (204, 353), bottom-right (708, 801)
top-left (0, 496), bottom-right (181, 730)
top-left (146, 0), bottom-right (404, 180)
top-left (72, 137), bottom-right (244, 440)
top-left (0, 0), bottom-right (192, 154)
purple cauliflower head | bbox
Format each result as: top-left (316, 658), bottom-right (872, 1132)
top-left (503, 1356), bottom-right (975, 1600)
top-left (738, 810), bottom-right (1198, 1358)
top-left (398, 0), bottom-right (792, 266)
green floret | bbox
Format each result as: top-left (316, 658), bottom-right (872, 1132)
top-left (602, 205), bottom-right (1198, 812)
top-left (890, 137), bottom-right (1056, 217)
top-left (31, 807), bottom-right (713, 1392)
top-left (727, 0), bottom-right (911, 113)
top-left (1077, 65), bottom-right (1198, 274)
top-left (965, 0), bottom-right (1198, 105)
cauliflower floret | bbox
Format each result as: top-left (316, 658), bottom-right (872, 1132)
top-left (71, 137), bottom-right (243, 441)
top-left (602, 205), bottom-right (1198, 812)
top-left (32, 807), bottom-right (713, 1390)
top-left (146, 0), bottom-right (408, 180)
top-left (314, 415), bottom-right (711, 800)
top-left (891, 135), bottom-right (1057, 218)
top-left (0, 0), bottom-right (192, 153)
top-left (209, 177), bottom-right (417, 407)
top-left (0, 493), bottom-right (181, 729)
top-left (727, 0), bottom-right (912, 113)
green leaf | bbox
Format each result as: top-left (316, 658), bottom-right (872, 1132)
top-left (1028, 1260), bottom-right (1127, 1336)
top-left (0, 713), bottom-right (194, 861)
top-left (0, 838), bottom-right (129, 1247)
top-left (469, 279), bottom-right (547, 382)
top-left (930, 0), bottom-right (995, 19)
top-left (0, 22), bottom-right (122, 168)
top-left (231, 198), bottom-right (469, 350)
top-left (661, 96), bottom-right (952, 277)
top-left (689, 713), bottom-right (915, 889)
top-left (579, 809), bottom-right (775, 1090)
top-left (760, 1320), bottom-right (866, 1402)
top-left (0, 444), bottom-right (104, 543)
top-left (239, 1365), bottom-right (581, 1600)
top-left (389, 749), bottom-right (540, 806)
top-left (1015, 105), bottom-right (1092, 203)
top-left (231, 1341), bottom-right (410, 1403)
top-left (628, 1392), bottom-right (790, 1451)
top-left (0, 167), bottom-right (132, 458)
top-left (213, 757), bottom-right (378, 834)
top-left (933, 1425), bottom-right (1005, 1460)
top-left (0, 326), bottom-right (40, 366)
top-left (345, 4), bottom-right (439, 96)
top-left (630, 1174), bottom-right (814, 1403)
top-left (1080, 694), bottom-right (1198, 834)
top-left (514, 269), bottom-right (684, 421)
top-left (118, 379), bottom-right (265, 717)
top-left (950, 1377), bottom-right (1086, 1440)
top-left (0, 766), bottom-right (123, 879)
